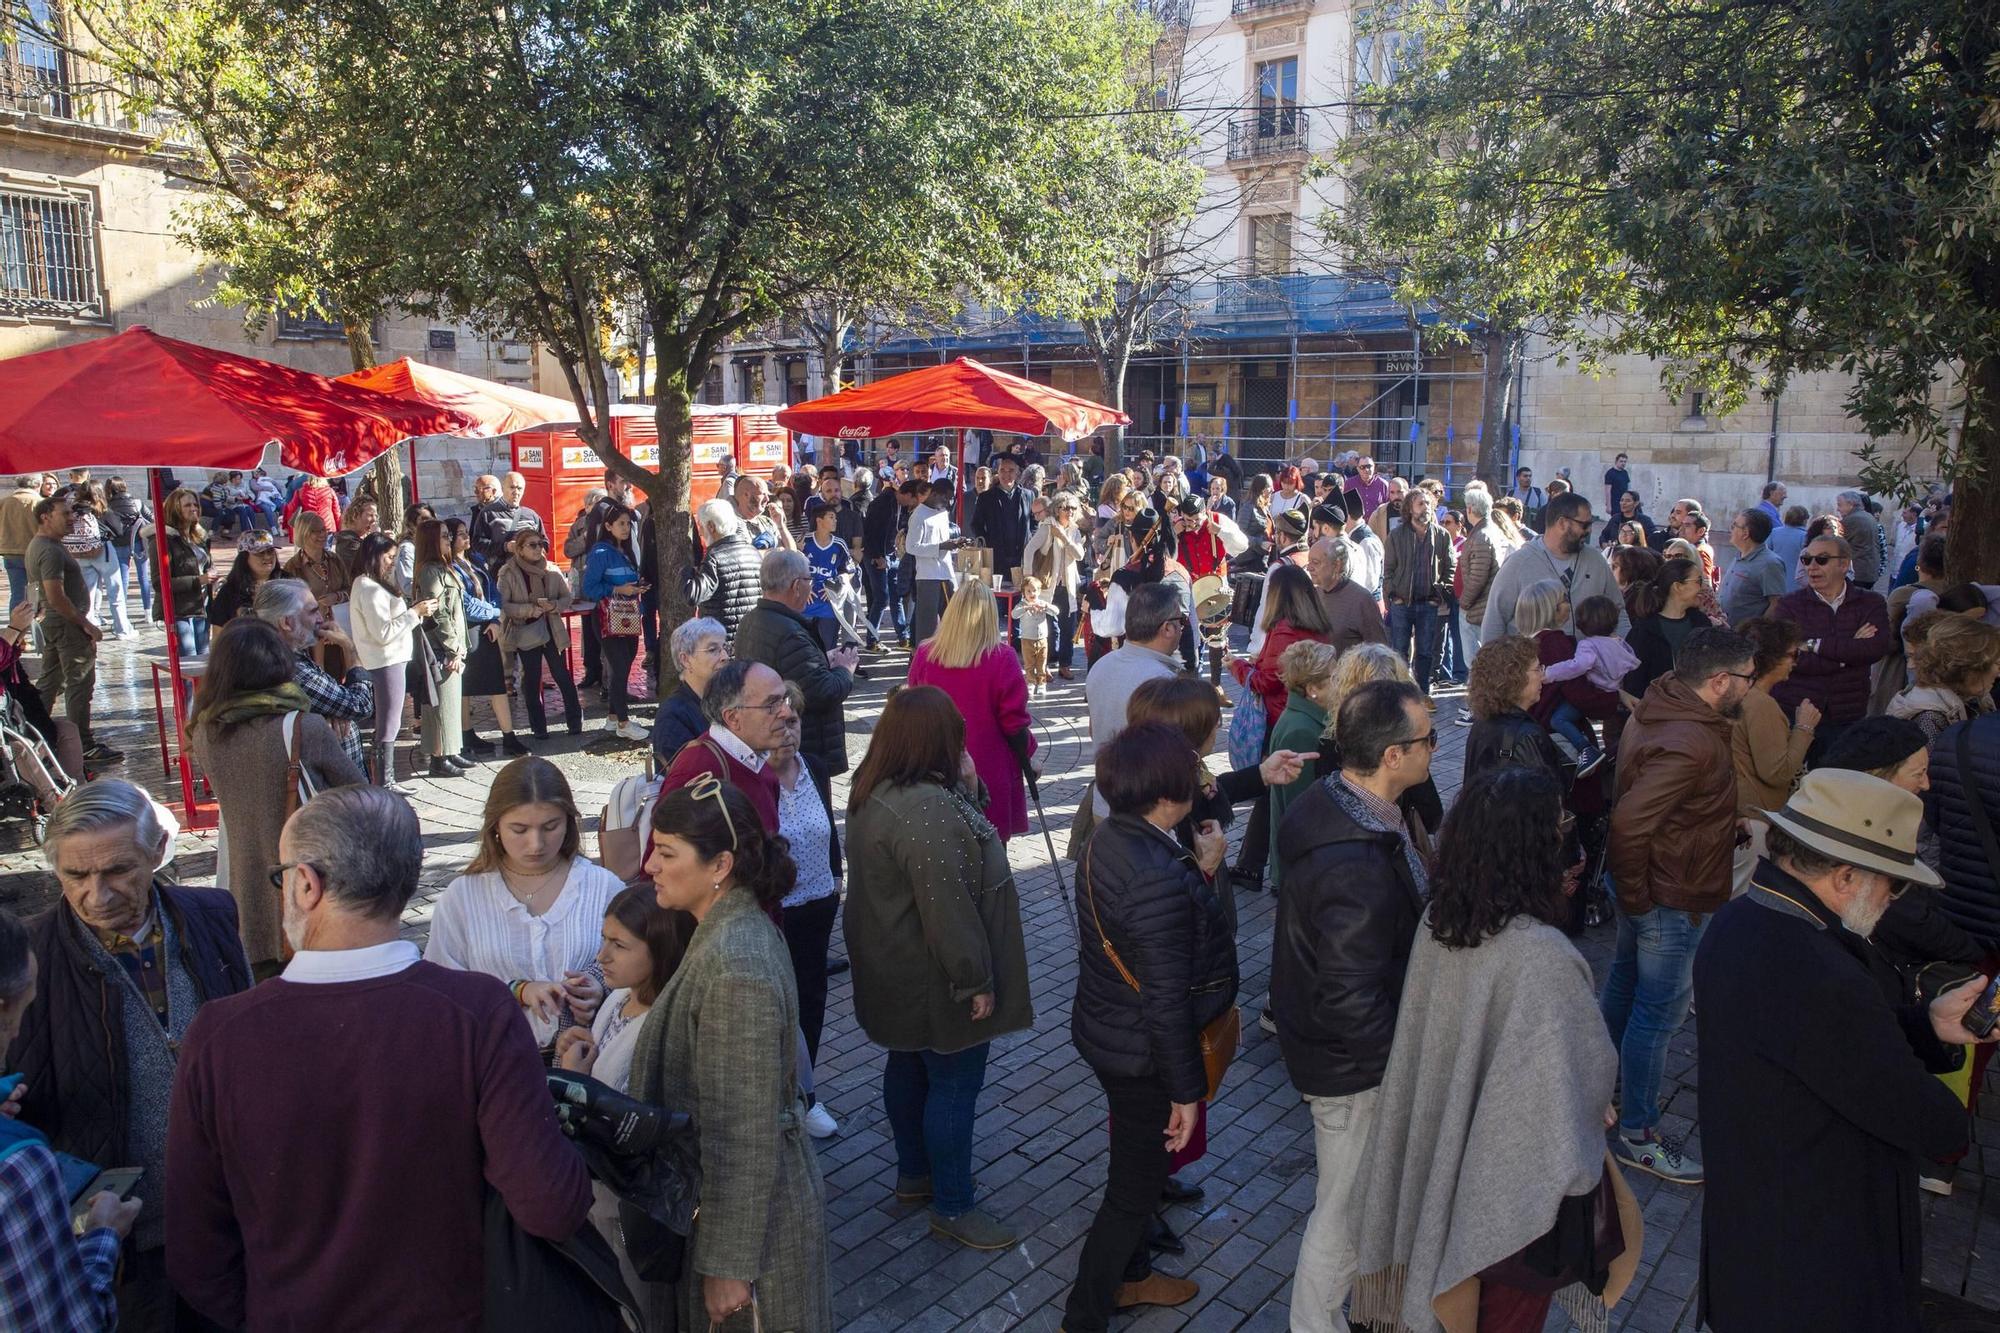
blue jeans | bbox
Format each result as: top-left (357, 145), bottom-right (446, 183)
top-left (1549, 699), bottom-right (1594, 753)
top-left (97, 551), bottom-right (132, 635)
top-left (1388, 599), bottom-right (1440, 694)
top-left (1441, 599), bottom-right (1466, 682)
top-left (174, 616), bottom-right (211, 659)
top-left (882, 1043), bottom-right (990, 1217)
top-left (1600, 904), bottom-right (1709, 1138)
top-left (4, 557), bottom-right (24, 614)
top-left (117, 542), bottom-right (152, 615)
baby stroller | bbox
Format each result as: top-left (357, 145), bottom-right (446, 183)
top-left (0, 628), bottom-right (81, 843)
top-left (0, 694), bottom-right (78, 843)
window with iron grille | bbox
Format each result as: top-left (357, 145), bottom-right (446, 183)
top-left (276, 303), bottom-right (347, 340)
top-left (0, 187), bottom-right (104, 320)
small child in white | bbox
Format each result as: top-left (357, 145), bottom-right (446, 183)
top-left (1013, 576), bottom-right (1052, 696)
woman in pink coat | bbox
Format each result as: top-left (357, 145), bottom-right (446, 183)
top-left (908, 581), bottom-right (1038, 839)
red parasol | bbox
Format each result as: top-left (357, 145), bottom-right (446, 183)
top-left (336, 357), bottom-right (581, 437)
top-left (775, 356), bottom-right (1130, 442)
top-left (0, 326), bottom-right (479, 477)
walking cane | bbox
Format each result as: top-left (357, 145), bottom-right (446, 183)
top-left (1029, 778), bottom-right (1079, 939)
top-left (1021, 722), bottom-right (1079, 939)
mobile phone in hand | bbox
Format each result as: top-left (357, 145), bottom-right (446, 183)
top-left (1964, 975), bottom-right (2000, 1040)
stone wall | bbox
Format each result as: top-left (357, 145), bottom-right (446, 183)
top-left (1517, 341), bottom-right (1954, 518)
top-left (1, 119), bottom-right (551, 514)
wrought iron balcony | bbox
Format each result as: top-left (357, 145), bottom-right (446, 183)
top-left (1232, 0), bottom-right (1315, 18)
top-left (2, 33), bottom-right (179, 139)
top-left (1, 59), bottom-right (72, 119)
top-left (1226, 110), bottom-right (1311, 164)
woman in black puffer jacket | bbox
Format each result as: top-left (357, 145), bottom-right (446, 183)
top-left (1067, 722), bottom-right (1237, 1331)
top-left (1462, 633), bottom-right (1570, 786)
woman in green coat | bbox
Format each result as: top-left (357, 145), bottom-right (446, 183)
top-left (845, 685), bottom-right (1033, 1252)
top-left (410, 518), bottom-right (468, 778)
top-left (631, 777), bottom-right (831, 1333)
top-left (1265, 638), bottom-right (1342, 893)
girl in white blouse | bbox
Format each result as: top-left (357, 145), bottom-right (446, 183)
top-left (424, 756), bottom-right (621, 1048)
top-left (554, 885), bottom-right (687, 1091)
top-left (346, 533), bottom-right (436, 789)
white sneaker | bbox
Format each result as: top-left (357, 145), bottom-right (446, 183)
top-left (619, 719), bottom-right (650, 742)
top-left (804, 1102), bottom-right (839, 1138)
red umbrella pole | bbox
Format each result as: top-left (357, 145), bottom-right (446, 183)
top-left (407, 439), bottom-right (422, 505)
top-left (149, 468), bottom-right (197, 820)
top-left (955, 428), bottom-right (966, 528)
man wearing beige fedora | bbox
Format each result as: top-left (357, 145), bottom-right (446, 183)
top-left (1694, 768), bottom-right (2000, 1333)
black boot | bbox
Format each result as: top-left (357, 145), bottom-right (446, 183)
top-left (463, 730), bottom-right (496, 756)
top-left (501, 732), bottom-right (531, 757)
top-left (442, 753), bottom-right (473, 772)
top-left (428, 756), bottom-right (466, 779)
top-left (1144, 1214), bottom-right (1184, 1256)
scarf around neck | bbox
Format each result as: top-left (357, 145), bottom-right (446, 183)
top-left (195, 682), bottom-right (310, 730)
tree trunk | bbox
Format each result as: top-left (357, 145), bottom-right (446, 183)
top-left (649, 372), bottom-right (699, 693)
top-left (344, 315), bottom-right (405, 534)
top-left (1476, 327), bottom-right (1520, 489)
top-left (1947, 354), bottom-right (2000, 583)
top-left (1088, 322), bottom-right (1132, 475)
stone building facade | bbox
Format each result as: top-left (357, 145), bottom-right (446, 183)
top-left (1, 36), bottom-right (546, 511)
top-left (695, 0), bottom-right (1952, 514)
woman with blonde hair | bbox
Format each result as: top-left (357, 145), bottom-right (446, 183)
top-left (906, 580), bottom-right (1038, 839)
top-left (282, 510), bottom-right (343, 608)
top-left (1265, 639), bottom-right (1342, 891)
top-left (1889, 611), bottom-right (2000, 741)
top-left (1309, 642), bottom-right (1446, 840)
top-left (425, 755), bottom-right (620, 1050)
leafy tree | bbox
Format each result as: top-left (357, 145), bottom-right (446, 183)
top-left (1327, 0), bottom-right (2000, 576)
top-left (55, 0), bottom-right (424, 529)
top-left (242, 0), bottom-right (1142, 657)
top-left (1323, 3), bottom-right (1631, 486)
top-left (1033, 11), bottom-right (1249, 473)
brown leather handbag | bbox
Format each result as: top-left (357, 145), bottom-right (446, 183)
top-left (1081, 834), bottom-right (1239, 1101)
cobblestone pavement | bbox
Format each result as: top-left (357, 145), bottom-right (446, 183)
top-left (4, 602), bottom-right (1999, 1332)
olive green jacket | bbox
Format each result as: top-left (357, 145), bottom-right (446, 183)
top-left (845, 778), bottom-right (1034, 1055)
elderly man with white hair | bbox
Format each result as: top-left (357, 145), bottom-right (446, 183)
top-left (5, 779), bottom-right (252, 1326)
top-left (683, 497), bottom-right (765, 641)
top-left (255, 578), bottom-right (374, 773)
top-left (734, 549), bottom-right (859, 800)
top-left (1835, 489), bottom-right (1886, 589)
top-left (467, 471), bottom-right (547, 573)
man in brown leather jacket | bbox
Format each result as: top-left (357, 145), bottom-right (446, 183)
top-left (1600, 626), bottom-right (1755, 1186)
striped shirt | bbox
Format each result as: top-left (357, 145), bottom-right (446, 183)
top-left (422, 859), bottom-right (621, 1047)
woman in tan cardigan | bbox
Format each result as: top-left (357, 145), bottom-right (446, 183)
top-left (189, 617), bottom-right (365, 973)
top-left (1728, 616), bottom-right (1820, 895)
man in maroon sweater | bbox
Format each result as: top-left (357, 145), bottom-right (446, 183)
top-left (657, 658), bottom-right (790, 831)
top-left (166, 786), bottom-right (592, 1331)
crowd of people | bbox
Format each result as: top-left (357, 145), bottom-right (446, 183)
top-left (0, 434), bottom-right (1995, 1333)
